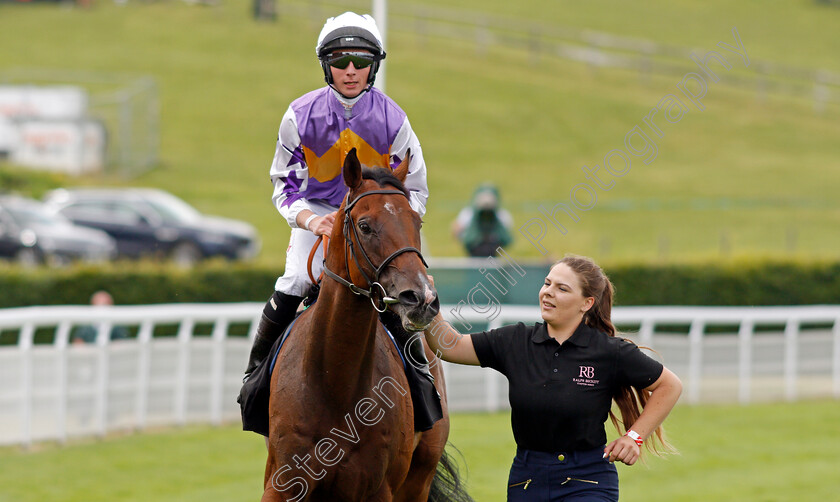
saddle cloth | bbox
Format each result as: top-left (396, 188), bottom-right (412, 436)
top-left (238, 308), bottom-right (443, 436)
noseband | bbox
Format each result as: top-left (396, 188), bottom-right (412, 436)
top-left (322, 189), bottom-right (428, 312)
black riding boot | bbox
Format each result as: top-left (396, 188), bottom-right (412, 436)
top-left (403, 328), bottom-right (443, 431)
top-left (239, 291), bottom-right (304, 436)
top-left (243, 291), bottom-right (303, 381)
top-left (406, 333), bottom-right (435, 383)
top-left (379, 310), bottom-right (443, 431)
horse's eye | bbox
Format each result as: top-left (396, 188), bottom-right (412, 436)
top-left (358, 221), bottom-right (372, 234)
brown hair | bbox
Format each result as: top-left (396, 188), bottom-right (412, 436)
top-left (557, 255), bottom-right (675, 456)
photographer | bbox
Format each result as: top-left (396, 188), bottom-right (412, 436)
top-left (452, 183), bottom-right (513, 257)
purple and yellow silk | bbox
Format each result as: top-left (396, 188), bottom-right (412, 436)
top-left (279, 87), bottom-right (407, 210)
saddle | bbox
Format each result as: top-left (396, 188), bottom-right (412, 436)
top-left (239, 277), bottom-right (443, 437)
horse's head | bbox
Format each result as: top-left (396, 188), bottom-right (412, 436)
top-left (333, 148), bottom-right (439, 331)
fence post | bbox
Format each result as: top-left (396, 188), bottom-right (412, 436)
top-left (687, 319), bottom-right (705, 404)
top-left (19, 323), bottom-right (35, 448)
top-left (210, 318), bottom-right (228, 426)
top-left (784, 318), bottom-right (799, 401)
top-left (833, 317), bottom-right (840, 399)
top-left (95, 320), bottom-right (113, 438)
top-left (174, 319), bottom-right (194, 426)
top-left (485, 316), bottom-right (504, 411)
top-left (135, 320), bottom-right (154, 431)
top-left (638, 318), bottom-right (654, 349)
top-left (55, 321), bottom-right (72, 444)
top-left (738, 319), bottom-right (754, 405)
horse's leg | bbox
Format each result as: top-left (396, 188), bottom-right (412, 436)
top-left (395, 421), bottom-right (449, 501)
top-left (260, 486), bottom-right (283, 502)
top-left (261, 450), bottom-right (285, 502)
top-left (262, 444), bottom-right (316, 502)
top-left (262, 363), bottom-right (318, 502)
top-left (367, 486), bottom-right (396, 502)
top-left (393, 356), bottom-right (450, 502)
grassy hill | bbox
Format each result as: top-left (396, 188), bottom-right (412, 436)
top-left (1, 0), bottom-right (839, 265)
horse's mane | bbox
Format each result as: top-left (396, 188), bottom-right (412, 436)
top-left (361, 167), bottom-right (409, 197)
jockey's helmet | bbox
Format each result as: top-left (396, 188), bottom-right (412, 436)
top-left (316, 12), bottom-right (386, 87)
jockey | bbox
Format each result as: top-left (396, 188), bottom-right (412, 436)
top-left (242, 12), bottom-right (430, 383)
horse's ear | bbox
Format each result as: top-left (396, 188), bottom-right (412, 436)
top-left (343, 148), bottom-right (363, 191)
top-left (393, 149), bottom-right (410, 183)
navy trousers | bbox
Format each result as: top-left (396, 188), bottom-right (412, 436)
top-left (507, 447), bottom-right (619, 501)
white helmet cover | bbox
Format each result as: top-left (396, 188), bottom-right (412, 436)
top-left (316, 12), bottom-right (385, 58)
top-left (316, 12), bottom-right (386, 89)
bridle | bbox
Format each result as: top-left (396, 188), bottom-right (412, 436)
top-left (322, 189), bottom-right (428, 312)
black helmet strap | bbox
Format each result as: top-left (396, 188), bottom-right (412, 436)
top-left (320, 53), bottom-right (383, 98)
top-left (317, 29), bottom-right (385, 91)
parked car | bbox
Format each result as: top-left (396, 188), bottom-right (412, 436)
top-left (43, 188), bottom-right (261, 265)
top-left (0, 194), bottom-right (117, 266)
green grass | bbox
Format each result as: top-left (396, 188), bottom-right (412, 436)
top-left (407, 0), bottom-right (840, 74)
top-left (453, 401), bottom-right (840, 501)
top-left (1, 0), bottom-right (839, 264)
top-left (0, 400), bottom-right (838, 501)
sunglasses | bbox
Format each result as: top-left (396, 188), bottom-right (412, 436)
top-left (325, 52), bottom-right (377, 70)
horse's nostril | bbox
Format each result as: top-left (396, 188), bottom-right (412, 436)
top-left (427, 295), bottom-right (440, 317)
top-left (398, 290), bottom-right (422, 307)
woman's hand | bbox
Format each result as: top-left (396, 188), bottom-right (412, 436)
top-left (421, 279), bottom-right (481, 366)
top-left (604, 367), bottom-right (682, 466)
top-left (603, 436), bottom-right (641, 466)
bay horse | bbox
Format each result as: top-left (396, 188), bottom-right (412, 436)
top-left (262, 149), bottom-right (469, 502)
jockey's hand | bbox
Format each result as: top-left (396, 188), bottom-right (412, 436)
top-left (308, 212), bottom-right (336, 237)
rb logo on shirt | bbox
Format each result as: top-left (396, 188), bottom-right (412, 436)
top-left (579, 366), bottom-right (595, 379)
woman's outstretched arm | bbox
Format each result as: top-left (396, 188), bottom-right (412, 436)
top-left (423, 313), bottom-right (481, 366)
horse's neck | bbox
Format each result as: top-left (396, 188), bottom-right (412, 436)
top-left (303, 277), bottom-right (380, 401)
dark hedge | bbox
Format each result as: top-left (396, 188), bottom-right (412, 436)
top-left (0, 258), bottom-right (838, 309)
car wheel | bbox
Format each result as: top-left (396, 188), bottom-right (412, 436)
top-left (170, 242), bottom-right (202, 267)
top-left (15, 247), bottom-right (42, 267)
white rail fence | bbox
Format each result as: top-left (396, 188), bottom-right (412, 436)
top-left (1, 303), bottom-right (838, 446)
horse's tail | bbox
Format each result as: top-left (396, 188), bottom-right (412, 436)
top-left (428, 443), bottom-right (475, 502)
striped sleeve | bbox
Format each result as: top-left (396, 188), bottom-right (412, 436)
top-left (390, 117), bottom-right (428, 217)
top-left (269, 106), bottom-right (314, 228)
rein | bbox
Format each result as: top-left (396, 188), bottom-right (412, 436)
top-left (307, 234), bottom-right (329, 284)
top-left (321, 189), bottom-right (428, 312)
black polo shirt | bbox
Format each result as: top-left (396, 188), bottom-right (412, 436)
top-left (470, 321), bottom-right (663, 453)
